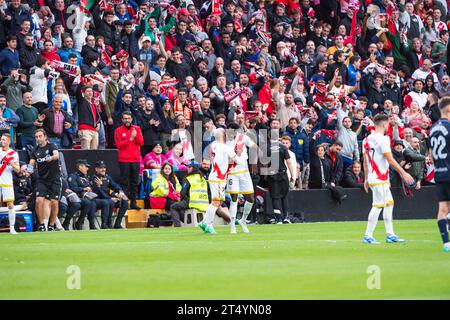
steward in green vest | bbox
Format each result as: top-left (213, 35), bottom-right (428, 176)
top-left (168, 161), bottom-right (209, 227)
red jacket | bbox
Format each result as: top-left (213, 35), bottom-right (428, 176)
top-left (114, 125), bottom-right (144, 162)
top-left (41, 49), bottom-right (61, 62)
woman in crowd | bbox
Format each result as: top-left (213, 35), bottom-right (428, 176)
top-left (156, 98), bottom-right (176, 153)
top-left (150, 162), bottom-right (181, 210)
top-left (308, 142), bottom-right (332, 190)
top-left (166, 143), bottom-right (189, 171)
top-left (402, 101), bottom-right (424, 128)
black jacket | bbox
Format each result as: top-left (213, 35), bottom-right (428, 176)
top-left (383, 81), bottom-right (402, 107)
top-left (91, 1), bottom-right (122, 53)
top-left (19, 45), bottom-right (40, 70)
top-left (341, 167), bottom-right (364, 189)
top-left (77, 97), bottom-right (101, 129)
top-left (326, 151), bottom-right (344, 185)
top-left (68, 171), bottom-right (94, 197)
top-left (308, 143), bottom-right (333, 189)
top-left (137, 109), bottom-right (162, 146)
top-left (90, 173), bottom-right (122, 199)
top-left (41, 107), bottom-right (74, 138)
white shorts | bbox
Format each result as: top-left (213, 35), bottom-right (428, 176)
top-left (370, 183), bottom-right (394, 208)
top-left (226, 171), bottom-right (254, 195)
top-left (209, 180), bottom-right (226, 201)
top-left (0, 186), bottom-right (15, 203)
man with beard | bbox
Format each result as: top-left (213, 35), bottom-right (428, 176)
top-left (383, 71), bottom-right (402, 107)
top-left (336, 102), bottom-right (359, 170)
top-left (105, 68), bottom-right (120, 147)
top-left (114, 111), bottom-right (144, 210)
top-left (143, 142), bottom-right (166, 170)
top-left (91, 161), bottom-right (129, 229)
top-left (438, 74), bottom-right (450, 97)
top-left (184, 76), bottom-right (202, 102)
top-left (137, 99), bottom-right (161, 157)
top-left (194, 96), bottom-right (216, 123)
top-left (201, 39), bottom-right (217, 71)
top-left (29, 129), bottom-right (61, 232)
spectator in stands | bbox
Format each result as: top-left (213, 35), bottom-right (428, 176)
top-left (166, 142), bottom-right (190, 171)
top-left (91, 161), bottom-right (129, 229)
top-left (0, 36), bottom-right (20, 80)
top-left (29, 57), bottom-right (53, 113)
top-left (0, 94), bottom-right (19, 145)
top-left (143, 142), bottom-right (166, 170)
top-left (4, 0), bottom-right (31, 36)
top-left (283, 117), bottom-right (309, 187)
top-left (336, 102), bottom-right (359, 170)
top-left (41, 94), bottom-right (73, 149)
top-left (150, 162), bottom-right (181, 211)
top-left (91, 5), bottom-right (121, 54)
top-left (19, 33), bottom-right (39, 72)
top-left (341, 161), bottom-right (364, 189)
top-left (115, 111), bottom-right (143, 210)
top-left (16, 91), bottom-right (42, 148)
top-left (1, 69), bottom-right (31, 111)
top-left (58, 36), bottom-right (82, 64)
top-left (77, 86), bottom-right (101, 150)
top-left (404, 137), bottom-right (427, 190)
top-left (137, 98), bottom-right (161, 157)
top-left (326, 141), bottom-right (344, 187)
top-left (308, 141), bottom-right (332, 189)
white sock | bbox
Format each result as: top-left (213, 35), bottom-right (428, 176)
top-left (55, 217), bottom-right (63, 229)
top-left (8, 208), bottom-right (15, 231)
top-left (383, 205), bottom-right (394, 235)
top-left (365, 207), bottom-right (382, 237)
top-left (205, 204), bottom-right (219, 227)
top-left (242, 201), bottom-right (254, 222)
top-left (43, 219), bottom-right (48, 229)
top-left (229, 201), bottom-right (238, 226)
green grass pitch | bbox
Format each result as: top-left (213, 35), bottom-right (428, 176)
top-left (0, 219), bottom-right (449, 299)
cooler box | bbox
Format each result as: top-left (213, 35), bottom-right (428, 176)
top-left (0, 211), bottom-right (34, 232)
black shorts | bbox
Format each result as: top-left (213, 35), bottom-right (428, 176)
top-left (36, 177), bottom-right (62, 200)
top-left (436, 181), bottom-right (450, 202)
top-left (268, 172), bottom-right (289, 199)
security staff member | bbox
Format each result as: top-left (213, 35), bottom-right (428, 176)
top-left (91, 161), bottom-right (129, 229)
top-left (169, 161), bottom-right (209, 227)
top-left (68, 159), bottom-right (112, 230)
top-left (263, 124), bottom-right (295, 224)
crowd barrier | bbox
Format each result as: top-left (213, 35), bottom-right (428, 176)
top-left (264, 186), bottom-right (438, 222)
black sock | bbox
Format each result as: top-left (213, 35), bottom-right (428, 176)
top-left (438, 219), bottom-right (449, 244)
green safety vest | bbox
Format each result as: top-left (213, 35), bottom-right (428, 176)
top-left (186, 174), bottom-right (209, 212)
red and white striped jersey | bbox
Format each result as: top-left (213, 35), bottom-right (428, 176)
top-left (363, 132), bottom-right (391, 186)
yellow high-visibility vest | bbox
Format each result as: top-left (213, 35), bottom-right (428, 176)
top-left (186, 173), bottom-right (209, 212)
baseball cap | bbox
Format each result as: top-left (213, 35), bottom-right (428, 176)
top-left (95, 161), bottom-right (107, 168)
top-left (393, 140), bottom-right (404, 147)
top-left (76, 159), bottom-right (91, 167)
top-left (187, 161), bottom-right (200, 170)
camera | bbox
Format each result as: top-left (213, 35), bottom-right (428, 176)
top-left (17, 69), bottom-right (27, 75)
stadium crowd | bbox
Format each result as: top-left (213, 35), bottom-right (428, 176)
top-left (0, 0), bottom-right (446, 231)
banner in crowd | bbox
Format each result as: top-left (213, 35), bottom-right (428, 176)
top-left (50, 61), bottom-right (79, 76)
